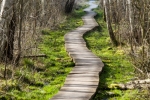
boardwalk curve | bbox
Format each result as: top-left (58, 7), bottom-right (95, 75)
top-left (50, 1), bottom-right (104, 100)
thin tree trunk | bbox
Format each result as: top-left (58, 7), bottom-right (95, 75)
top-left (5, 7), bottom-right (16, 61)
top-left (103, 8), bottom-right (106, 22)
top-left (14, 0), bottom-right (23, 65)
top-left (127, 0), bottom-right (134, 52)
top-left (41, 0), bottom-right (45, 16)
top-left (104, 0), bottom-right (118, 46)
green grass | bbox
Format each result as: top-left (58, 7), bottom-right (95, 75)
top-left (0, 8), bottom-right (85, 100)
top-left (84, 8), bottom-right (138, 100)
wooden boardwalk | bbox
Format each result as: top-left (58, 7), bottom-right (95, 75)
top-left (50, 1), bottom-right (104, 100)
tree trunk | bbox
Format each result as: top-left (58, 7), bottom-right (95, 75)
top-left (0, 0), bottom-right (16, 62)
top-left (41, 0), bottom-right (45, 16)
top-left (103, 8), bottom-right (106, 22)
top-left (5, 7), bottom-right (16, 61)
top-left (65, 0), bottom-right (75, 14)
top-left (127, 0), bottom-right (134, 52)
top-left (14, 0), bottom-right (23, 65)
top-left (104, 0), bottom-right (118, 46)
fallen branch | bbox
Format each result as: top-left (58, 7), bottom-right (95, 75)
top-left (101, 79), bottom-right (150, 90)
top-left (21, 54), bottom-right (47, 58)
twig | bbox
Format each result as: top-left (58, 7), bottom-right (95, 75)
top-left (21, 54), bottom-right (47, 58)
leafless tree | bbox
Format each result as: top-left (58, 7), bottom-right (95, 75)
top-left (103, 0), bottom-right (118, 46)
top-left (100, 0), bottom-right (150, 78)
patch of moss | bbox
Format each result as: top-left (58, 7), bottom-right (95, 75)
top-left (1, 6), bottom-right (85, 100)
top-left (84, 9), bottom-right (137, 100)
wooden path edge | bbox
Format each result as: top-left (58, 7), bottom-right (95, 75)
top-left (50, 1), bottom-right (104, 100)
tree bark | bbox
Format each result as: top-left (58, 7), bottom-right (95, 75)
top-left (0, 0), bottom-right (16, 62)
top-left (41, 0), bottom-right (45, 16)
top-left (104, 0), bottom-right (118, 46)
top-left (65, 0), bottom-right (75, 14)
top-left (5, 7), bottom-right (16, 61)
top-left (127, 0), bottom-right (134, 52)
top-left (14, 0), bottom-right (23, 65)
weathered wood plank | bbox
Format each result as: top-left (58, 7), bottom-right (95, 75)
top-left (50, 0), bottom-right (104, 100)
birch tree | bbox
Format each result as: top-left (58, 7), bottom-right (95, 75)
top-left (127, 0), bottom-right (134, 52)
top-left (41, 0), bottom-right (45, 16)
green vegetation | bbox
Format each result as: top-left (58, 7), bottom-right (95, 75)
top-left (0, 8), bottom-right (85, 100)
top-left (84, 8), bottom-right (139, 100)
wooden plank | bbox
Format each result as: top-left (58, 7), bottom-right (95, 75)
top-left (64, 80), bottom-right (99, 86)
top-left (50, 1), bottom-right (103, 100)
top-left (51, 91), bottom-right (93, 100)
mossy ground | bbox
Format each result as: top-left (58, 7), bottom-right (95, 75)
top-left (0, 7), bottom-right (85, 100)
top-left (1, 4), bottom-right (149, 100)
top-left (84, 8), bottom-right (141, 100)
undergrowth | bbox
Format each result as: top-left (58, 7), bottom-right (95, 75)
top-left (84, 8), bottom-right (141, 100)
top-left (0, 7), bottom-right (85, 100)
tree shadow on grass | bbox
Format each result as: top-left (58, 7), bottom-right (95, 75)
top-left (94, 62), bottom-right (122, 100)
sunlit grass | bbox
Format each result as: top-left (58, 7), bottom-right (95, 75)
top-left (0, 8), bottom-right (85, 100)
top-left (84, 8), bottom-right (138, 100)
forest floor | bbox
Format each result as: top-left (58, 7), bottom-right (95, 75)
top-left (0, 7), bottom-right (85, 100)
top-left (84, 8), bottom-right (150, 100)
top-left (0, 2), bottom-right (149, 100)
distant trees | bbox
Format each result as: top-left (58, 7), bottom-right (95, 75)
top-left (0, 0), bottom-right (75, 65)
top-left (100, 0), bottom-right (150, 78)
